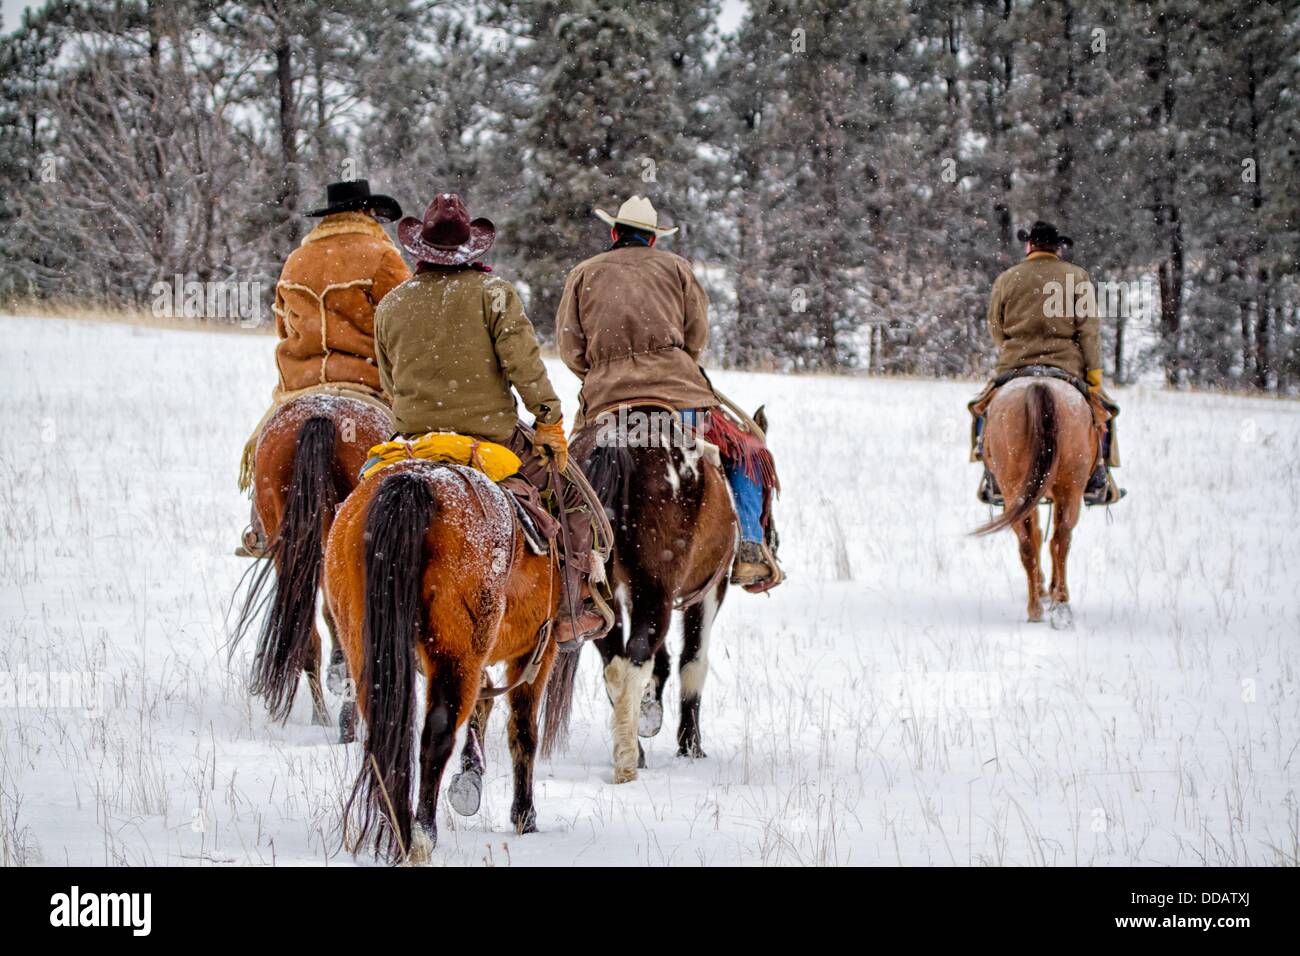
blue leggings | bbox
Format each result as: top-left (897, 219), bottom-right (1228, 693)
top-left (679, 409), bottom-right (765, 544)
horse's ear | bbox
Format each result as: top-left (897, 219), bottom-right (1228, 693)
top-left (753, 405), bottom-right (768, 433)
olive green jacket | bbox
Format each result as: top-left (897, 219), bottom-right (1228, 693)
top-left (988, 251), bottom-right (1101, 381)
top-left (375, 268), bottom-right (561, 444)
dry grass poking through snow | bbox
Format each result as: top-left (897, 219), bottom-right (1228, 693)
top-left (1, 314), bottom-right (1297, 866)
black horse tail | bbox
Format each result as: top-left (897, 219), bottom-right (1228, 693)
top-left (581, 441), bottom-right (635, 535)
top-left (235, 415), bottom-right (337, 722)
top-left (344, 471), bottom-right (434, 862)
top-left (539, 439), bottom-right (631, 756)
top-left (973, 382), bottom-right (1057, 536)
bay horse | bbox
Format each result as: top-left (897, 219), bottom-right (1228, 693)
top-left (323, 460), bottom-right (563, 863)
top-left (232, 390), bottom-right (392, 732)
top-left (972, 378), bottom-right (1095, 626)
top-left (563, 404), bottom-right (755, 784)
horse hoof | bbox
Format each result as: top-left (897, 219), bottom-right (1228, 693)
top-left (512, 806), bottom-right (538, 834)
top-left (638, 698), bottom-right (663, 738)
top-left (406, 824), bottom-right (435, 865)
top-left (677, 743), bottom-right (707, 760)
top-left (1049, 602), bottom-right (1074, 630)
top-left (448, 771), bottom-right (483, 817)
top-left (326, 660), bottom-right (349, 697)
top-left (612, 766), bottom-right (638, 784)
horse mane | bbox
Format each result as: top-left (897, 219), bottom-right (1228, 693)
top-left (972, 381), bottom-right (1058, 536)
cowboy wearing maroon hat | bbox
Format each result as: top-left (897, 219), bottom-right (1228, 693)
top-left (374, 193), bottom-right (612, 648)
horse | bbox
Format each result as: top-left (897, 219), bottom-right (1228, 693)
top-left (563, 404), bottom-right (769, 784)
top-left (232, 390), bottom-right (392, 734)
top-left (972, 378), bottom-right (1096, 626)
top-left (323, 459), bottom-right (564, 863)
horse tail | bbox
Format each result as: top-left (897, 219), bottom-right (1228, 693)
top-left (541, 646), bottom-right (580, 758)
top-left (973, 382), bottom-right (1057, 536)
top-left (581, 441), bottom-right (635, 534)
top-left (237, 415), bottom-right (337, 722)
top-left (345, 470), bottom-right (435, 862)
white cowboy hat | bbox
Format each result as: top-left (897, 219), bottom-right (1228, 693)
top-left (593, 195), bottom-right (679, 237)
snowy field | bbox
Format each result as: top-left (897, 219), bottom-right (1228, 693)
top-left (1, 313), bottom-right (1298, 867)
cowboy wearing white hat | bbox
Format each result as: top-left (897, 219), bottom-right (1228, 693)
top-left (593, 195), bottom-right (680, 237)
top-left (557, 196), bottom-right (784, 590)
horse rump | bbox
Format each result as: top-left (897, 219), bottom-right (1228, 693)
top-left (972, 381), bottom-right (1058, 536)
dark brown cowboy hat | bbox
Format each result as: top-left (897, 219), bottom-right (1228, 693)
top-left (1016, 220), bottom-right (1074, 248)
top-left (397, 193), bottom-right (495, 265)
top-left (305, 180), bottom-right (402, 221)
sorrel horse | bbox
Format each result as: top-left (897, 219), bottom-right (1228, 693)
top-left (232, 391), bottom-right (392, 730)
top-left (563, 404), bottom-right (755, 784)
top-left (323, 460), bottom-right (563, 863)
top-left (972, 378), bottom-right (1095, 626)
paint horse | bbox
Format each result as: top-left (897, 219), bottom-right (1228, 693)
top-left (564, 404), bottom-right (773, 783)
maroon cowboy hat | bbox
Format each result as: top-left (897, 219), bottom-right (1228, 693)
top-left (397, 193), bottom-right (495, 265)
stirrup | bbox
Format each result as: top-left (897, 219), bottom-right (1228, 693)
top-left (977, 471), bottom-right (1004, 507)
top-left (1084, 469), bottom-right (1125, 507)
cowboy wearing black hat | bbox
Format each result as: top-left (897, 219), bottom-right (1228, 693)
top-left (969, 221), bottom-right (1123, 507)
top-left (237, 180), bottom-right (411, 557)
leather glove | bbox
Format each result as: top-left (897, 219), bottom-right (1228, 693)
top-left (1086, 368), bottom-right (1103, 393)
top-left (533, 419), bottom-right (569, 472)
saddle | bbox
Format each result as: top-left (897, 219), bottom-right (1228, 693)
top-left (969, 364), bottom-right (1117, 464)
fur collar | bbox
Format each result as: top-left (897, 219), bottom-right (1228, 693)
top-left (301, 212), bottom-right (394, 246)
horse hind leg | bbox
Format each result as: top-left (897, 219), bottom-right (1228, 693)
top-left (1015, 510), bottom-right (1045, 623)
top-left (304, 626), bottom-right (330, 727)
top-left (1048, 497), bottom-right (1080, 630)
top-left (448, 685), bottom-right (494, 817)
top-left (638, 643), bottom-right (671, 739)
top-left (505, 657), bottom-right (548, 834)
top-left (322, 606), bottom-right (356, 743)
top-left (605, 592), bottom-right (668, 783)
top-left (410, 654), bottom-right (468, 863)
top-left (678, 580), bottom-right (725, 759)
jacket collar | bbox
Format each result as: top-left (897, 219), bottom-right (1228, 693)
top-left (1025, 250), bottom-right (1060, 261)
top-left (301, 212), bottom-right (393, 246)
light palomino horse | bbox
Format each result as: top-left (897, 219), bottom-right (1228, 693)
top-left (973, 377), bottom-right (1096, 626)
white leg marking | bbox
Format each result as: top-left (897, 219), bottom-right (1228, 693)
top-left (605, 657), bottom-right (653, 783)
top-left (680, 588), bottom-right (719, 699)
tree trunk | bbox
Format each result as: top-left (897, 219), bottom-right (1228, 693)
top-left (275, 29), bottom-right (300, 254)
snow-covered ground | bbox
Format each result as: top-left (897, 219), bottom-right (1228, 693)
top-left (1, 314), bottom-right (1297, 866)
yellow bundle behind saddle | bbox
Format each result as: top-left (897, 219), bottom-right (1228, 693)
top-left (362, 432), bottom-right (522, 483)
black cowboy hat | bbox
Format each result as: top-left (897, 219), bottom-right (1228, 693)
top-left (1016, 220), bottom-right (1073, 248)
top-left (305, 180), bottom-right (402, 221)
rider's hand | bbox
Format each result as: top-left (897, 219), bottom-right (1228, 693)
top-left (1087, 368), bottom-right (1103, 394)
top-left (533, 419), bottom-right (569, 472)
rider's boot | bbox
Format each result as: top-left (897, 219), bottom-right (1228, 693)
top-left (234, 524), bottom-right (268, 558)
top-left (731, 540), bottom-right (780, 587)
top-left (554, 578), bottom-right (612, 653)
top-left (1084, 462), bottom-right (1126, 507)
